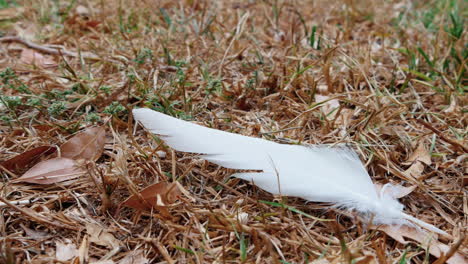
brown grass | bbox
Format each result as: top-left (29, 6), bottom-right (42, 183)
top-left (0, 0), bottom-right (466, 263)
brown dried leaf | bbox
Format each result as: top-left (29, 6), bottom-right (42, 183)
top-left (406, 141), bottom-right (432, 165)
top-left (12, 158), bottom-right (85, 184)
top-left (404, 161), bottom-right (425, 179)
top-left (375, 225), bottom-right (467, 264)
top-left (86, 223), bottom-right (120, 249)
top-left (1, 146), bottom-right (57, 173)
top-left (121, 182), bottom-right (181, 211)
top-left (335, 108), bottom-right (354, 128)
top-left (60, 126), bottom-right (106, 161)
top-left (20, 224), bottom-right (50, 240)
top-left (380, 125), bottom-right (406, 137)
top-left (20, 48), bottom-right (57, 68)
top-left (56, 239), bottom-right (78, 261)
top-left (85, 20), bottom-right (101, 29)
top-left (315, 94), bottom-right (340, 119)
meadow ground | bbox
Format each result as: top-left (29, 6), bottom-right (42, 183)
top-left (0, 0), bottom-right (466, 263)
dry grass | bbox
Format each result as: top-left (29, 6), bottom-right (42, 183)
top-left (0, 0), bottom-right (466, 263)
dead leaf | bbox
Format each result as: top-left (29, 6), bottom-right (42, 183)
top-left (380, 125), bottom-right (406, 137)
top-left (14, 23), bottom-right (38, 41)
top-left (374, 225), bottom-right (467, 264)
top-left (20, 224), bottom-right (50, 240)
top-left (315, 94), bottom-right (340, 119)
top-left (86, 223), bottom-right (120, 249)
top-left (56, 239), bottom-right (79, 261)
top-left (402, 141), bottom-right (432, 180)
top-left (118, 250), bottom-right (149, 264)
top-left (121, 182), bottom-right (181, 211)
top-left (60, 126), bottom-right (106, 161)
top-left (33, 124), bottom-right (56, 132)
top-left (12, 158), bottom-right (85, 184)
top-left (85, 20), bottom-right (101, 28)
top-left (1, 146), bottom-right (57, 173)
top-left (20, 48), bottom-right (57, 68)
top-left (406, 141), bottom-right (432, 165)
top-left (335, 108), bottom-right (353, 125)
top-left (403, 161), bottom-right (425, 179)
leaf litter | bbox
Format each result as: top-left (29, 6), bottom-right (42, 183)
top-left (403, 141), bottom-right (433, 179)
top-left (12, 157), bottom-right (86, 184)
top-left (56, 239), bottom-right (79, 262)
top-left (10, 125), bottom-right (106, 184)
top-left (121, 181), bottom-right (182, 216)
top-left (60, 126), bottom-right (107, 161)
top-left (0, 145), bottom-right (57, 173)
top-left (371, 185), bottom-right (466, 263)
top-left (86, 222), bottom-right (121, 249)
top-left (19, 48), bottom-right (57, 69)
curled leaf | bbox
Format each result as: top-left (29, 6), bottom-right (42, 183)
top-left (20, 48), bottom-right (57, 68)
top-left (60, 126), bottom-right (106, 161)
top-left (404, 161), bottom-right (425, 179)
top-left (121, 182), bottom-right (181, 211)
top-left (86, 223), bottom-right (120, 249)
top-left (315, 94), bottom-right (340, 119)
top-left (56, 239), bottom-right (79, 261)
top-left (406, 141), bottom-right (432, 165)
top-left (374, 225), bottom-right (466, 264)
top-left (12, 158), bottom-right (85, 184)
top-left (1, 146), bottom-right (57, 173)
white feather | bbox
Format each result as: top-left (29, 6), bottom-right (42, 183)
top-left (133, 108), bottom-right (447, 235)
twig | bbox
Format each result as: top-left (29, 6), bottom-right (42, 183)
top-left (0, 36), bottom-right (100, 61)
top-left (154, 241), bottom-right (175, 264)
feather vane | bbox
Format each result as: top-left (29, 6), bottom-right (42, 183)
top-left (133, 108), bottom-right (446, 235)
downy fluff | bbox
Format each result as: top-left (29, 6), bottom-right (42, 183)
top-left (133, 108), bottom-right (446, 235)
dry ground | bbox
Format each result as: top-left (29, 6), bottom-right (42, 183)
top-left (0, 0), bottom-right (467, 263)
